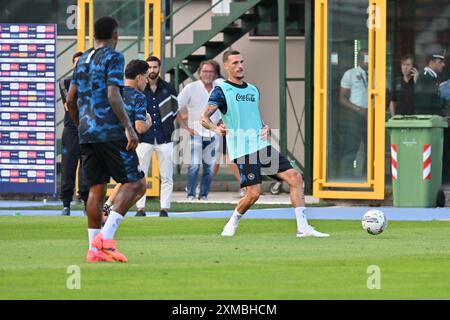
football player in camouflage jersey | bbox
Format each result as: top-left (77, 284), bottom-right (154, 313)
top-left (102, 59), bottom-right (153, 221)
top-left (67, 17), bottom-right (146, 263)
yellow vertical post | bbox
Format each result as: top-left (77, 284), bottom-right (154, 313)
top-left (88, 0), bottom-right (94, 49)
top-left (77, 0), bottom-right (94, 52)
top-left (145, 0), bottom-right (163, 59)
top-left (142, 0), bottom-right (161, 198)
top-left (373, 0), bottom-right (387, 198)
top-left (152, 0), bottom-right (162, 59)
top-left (77, 0), bottom-right (86, 52)
top-left (144, 0), bottom-right (151, 58)
top-left (313, 0), bottom-right (328, 197)
top-left (367, 1), bottom-right (375, 183)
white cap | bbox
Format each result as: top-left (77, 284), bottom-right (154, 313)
top-left (431, 54), bottom-right (445, 60)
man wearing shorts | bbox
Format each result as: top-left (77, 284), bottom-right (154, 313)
top-left (67, 17), bottom-right (146, 262)
top-left (201, 50), bottom-right (329, 238)
top-left (102, 59), bottom-right (153, 221)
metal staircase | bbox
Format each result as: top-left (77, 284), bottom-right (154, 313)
top-left (166, 0), bottom-right (275, 84)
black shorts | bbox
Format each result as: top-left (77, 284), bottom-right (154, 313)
top-left (233, 146), bottom-right (293, 188)
top-left (80, 139), bottom-right (144, 187)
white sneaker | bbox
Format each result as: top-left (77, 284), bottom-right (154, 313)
top-left (221, 224), bottom-right (238, 237)
top-left (187, 196), bottom-right (195, 201)
top-left (296, 225), bottom-right (329, 238)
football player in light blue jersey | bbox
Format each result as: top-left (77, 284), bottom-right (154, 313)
top-left (201, 50), bottom-right (329, 238)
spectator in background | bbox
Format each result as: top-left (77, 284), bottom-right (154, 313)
top-left (389, 54), bottom-right (418, 116)
top-left (415, 53), bottom-right (449, 182)
top-left (415, 53), bottom-right (446, 115)
top-left (59, 51), bottom-right (89, 216)
top-left (339, 48), bottom-right (369, 178)
top-left (135, 55), bottom-right (179, 217)
top-left (177, 60), bottom-right (219, 201)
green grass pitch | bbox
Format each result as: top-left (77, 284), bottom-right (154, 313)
top-left (1, 216), bottom-right (449, 299)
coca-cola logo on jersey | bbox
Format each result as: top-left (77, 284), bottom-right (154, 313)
top-left (235, 93), bottom-right (256, 102)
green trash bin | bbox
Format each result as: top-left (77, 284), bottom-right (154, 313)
top-left (386, 115), bottom-right (448, 207)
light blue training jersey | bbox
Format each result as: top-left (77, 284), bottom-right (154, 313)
top-left (217, 81), bottom-right (270, 160)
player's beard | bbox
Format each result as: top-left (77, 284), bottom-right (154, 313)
top-left (149, 72), bottom-right (159, 80)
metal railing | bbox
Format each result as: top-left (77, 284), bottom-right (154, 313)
top-left (166, 0), bottom-right (228, 74)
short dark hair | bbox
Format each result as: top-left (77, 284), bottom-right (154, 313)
top-left (94, 16), bottom-right (118, 40)
top-left (146, 55), bottom-right (161, 66)
top-left (400, 54), bottom-right (414, 63)
top-left (223, 50), bottom-right (240, 63)
top-left (72, 51), bottom-right (83, 63)
top-left (125, 59), bottom-right (149, 80)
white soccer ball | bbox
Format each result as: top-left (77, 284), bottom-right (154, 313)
top-left (362, 209), bottom-right (387, 235)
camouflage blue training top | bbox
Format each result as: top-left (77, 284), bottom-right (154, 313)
top-left (71, 45), bottom-right (126, 144)
top-left (122, 86), bottom-right (147, 129)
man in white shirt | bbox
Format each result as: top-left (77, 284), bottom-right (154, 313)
top-left (338, 49), bottom-right (369, 178)
top-left (340, 49), bottom-right (369, 112)
top-left (178, 60), bottom-right (220, 200)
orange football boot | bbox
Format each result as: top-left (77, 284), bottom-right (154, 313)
top-left (92, 233), bottom-right (128, 263)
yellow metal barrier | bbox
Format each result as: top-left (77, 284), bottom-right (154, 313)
top-left (313, 0), bottom-right (386, 200)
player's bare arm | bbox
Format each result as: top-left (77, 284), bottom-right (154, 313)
top-left (107, 85), bottom-right (139, 151)
top-left (201, 104), bottom-right (226, 136)
top-left (135, 113), bottom-right (152, 134)
top-left (66, 83), bottom-right (79, 126)
top-left (261, 120), bottom-right (271, 140)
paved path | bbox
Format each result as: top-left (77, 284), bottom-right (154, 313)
top-left (1, 192), bottom-right (450, 221)
top-left (1, 205), bottom-right (450, 221)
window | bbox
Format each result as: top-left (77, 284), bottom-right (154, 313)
top-left (251, 0), bottom-right (305, 37)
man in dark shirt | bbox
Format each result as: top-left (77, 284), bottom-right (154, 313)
top-left (415, 53), bottom-right (449, 182)
top-left (389, 54), bottom-right (418, 116)
top-left (415, 53), bottom-right (446, 115)
top-left (135, 55), bottom-right (179, 217)
top-left (59, 51), bottom-right (88, 216)
top-left (67, 16), bottom-right (146, 263)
